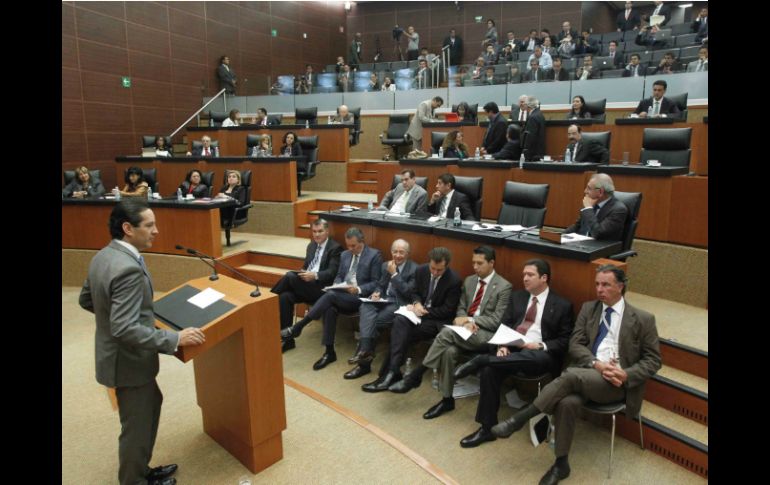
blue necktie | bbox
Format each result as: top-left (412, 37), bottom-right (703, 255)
top-left (591, 307), bottom-right (614, 356)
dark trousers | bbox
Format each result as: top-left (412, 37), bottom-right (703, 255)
top-left (378, 314), bottom-right (448, 375)
top-left (474, 349), bottom-right (556, 429)
top-left (302, 290), bottom-right (362, 346)
top-left (271, 272), bottom-right (324, 329)
top-left (407, 49), bottom-right (419, 61)
top-left (116, 380), bottom-right (163, 485)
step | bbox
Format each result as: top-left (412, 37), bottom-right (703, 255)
top-left (657, 365), bottom-right (708, 394)
top-left (357, 170), bottom-right (379, 174)
top-left (351, 180), bottom-right (377, 185)
top-left (660, 338), bottom-right (707, 379)
top-left (646, 373), bottom-right (707, 426)
top-left (641, 401), bottom-right (708, 446)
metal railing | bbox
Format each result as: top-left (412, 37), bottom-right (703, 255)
top-left (169, 88), bottom-right (227, 138)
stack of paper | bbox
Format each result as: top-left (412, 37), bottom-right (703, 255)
top-left (394, 306), bottom-right (421, 324)
top-left (488, 324), bottom-right (533, 346)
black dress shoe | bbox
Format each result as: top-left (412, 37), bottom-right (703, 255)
top-left (348, 350), bottom-right (374, 365)
top-left (146, 464), bottom-right (178, 481)
top-left (280, 327), bottom-right (294, 340)
top-left (344, 364), bottom-right (371, 379)
top-left (388, 372), bottom-right (423, 393)
top-left (362, 371), bottom-right (402, 392)
top-left (460, 427), bottom-right (497, 448)
top-left (313, 352), bottom-right (337, 370)
top-left (423, 398), bottom-right (455, 419)
top-left (148, 478), bottom-right (176, 485)
top-left (281, 338), bottom-right (296, 353)
top-left (491, 415), bottom-right (527, 438)
top-left (453, 354), bottom-right (487, 380)
top-left (538, 463), bottom-right (570, 485)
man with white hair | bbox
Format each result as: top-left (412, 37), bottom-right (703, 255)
top-left (510, 95), bottom-right (529, 123)
top-left (564, 173), bottom-right (628, 241)
top-left (521, 96), bottom-right (546, 161)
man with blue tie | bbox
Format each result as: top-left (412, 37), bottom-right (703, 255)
top-left (564, 174), bottom-right (627, 241)
top-left (491, 264), bottom-right (661, 485)
top-left (344, 239), bottom-right (417, 379)
top-left (281, 227), bottom-right (382, 370)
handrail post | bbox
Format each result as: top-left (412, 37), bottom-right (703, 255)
top-left (169, 88), bottom-right (228, 139)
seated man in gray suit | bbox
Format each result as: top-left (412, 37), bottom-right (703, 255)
top-left (492, 264), bottom-right (661, 485)
top-left (79, 198), bottom-right (206, 485)
top-left (565, 124), bottom-right (609, 164)
top-left (389, 246), bottom-right (512, 421)
top-left (281, 227), bottom-right (382, 370)
top-left (344, 239), bottom-right (417, 379)
top-left (564, 173), bottom-right (627, 241)
top-left (378, 169), bottom-right (428, 214)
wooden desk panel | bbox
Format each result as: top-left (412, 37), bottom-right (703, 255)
top-left (691, 123), bottom-right (708, 175)
top-left (609, 123), bottom-right (707, 174)
top-left (668, 176), bottom-right (708, 248)
top-left (608, 174), bottom-right (673, 241)
top-left (456, 165), bottom-right (515, 220)
top-left (515, 168), bottom-right (596, 228)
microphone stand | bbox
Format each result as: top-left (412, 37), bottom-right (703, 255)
top-left (176, 244), bottom-right (218, 280)
top-left (177, 244), bottom-right (261, 297)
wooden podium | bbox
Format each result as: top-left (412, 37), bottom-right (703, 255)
top-left (154, 275), bottom-right (286, 474)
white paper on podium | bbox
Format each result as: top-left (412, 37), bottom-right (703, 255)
top-left (561, 232), bottom-right (594, 244)
top-left (368, 209), bottom-right (387, 215)
top-left (471, 223), bottom-right (526, 232)
top-left (187, 287), bottom-right (225, 309)
top-left (427, 216), bottom-right (442, 222)
top-left (394, 306), bottom-right (421, 324)
top-left (488, 324), bottom-right (533, 346)
top-left (444, 324), bottom-right (473, 341)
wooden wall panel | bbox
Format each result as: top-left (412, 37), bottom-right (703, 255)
top-left (129, 51), bottom-right (173, 83)
top-left (62, 133), bottom-right (88, 164)
top-left (170, 34), bottom-right (206, 65)
top-left (206, 20), bottom-right (239, 47)
top-left (125, 1), bottom-right (169, 31)
top-left (80, 71), bottom-right (132, 105)
top-left (206, 1), bottom-right (241, 27)
top-left (74, 1), bottom-right (125, 19)
top-left (87, 134), bottom-right (135, 162)
top-left (131, 80), bottom-right (174, 109)
top-left (62, 68), bottom-right (82, 100)
top-left (171, 61), bottom-right (209, 91)
top-left (75, 8), bottom-right (127, 47)
top-left (78, 40), bottom-right (129, 76)
top-left (133, 107), bottom-right (177, 135)
top-left (62, 3), bottom-right (75, 36)
top-left (127, 23), bottom-right (170, 57)
top-left (62, 35), bottom-right (79, 69)
top-left (169, 7), bottom-right (206, 40)
top-left (84, 103), bottom-right (133, 133)
top-left (62, 101), bottom-right (85, 133)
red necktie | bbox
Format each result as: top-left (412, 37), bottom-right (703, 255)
top-left (467, 280), bottom-right (487, 316)
top-left (515, 296), bottom-right (538, 334)
top-left (205, 148), bottom-right (210, 156)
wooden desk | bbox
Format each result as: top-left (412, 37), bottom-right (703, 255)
top-left (188, 125), bottom-right (349, 163)
top-left (668, 175), bottom-right (708, 247)
top-left (610, 120), bottom-right (708, 175)
top-left (62, 198), bottom-right (233, 257)
top-left (456, 160), bottom-right (515, 220)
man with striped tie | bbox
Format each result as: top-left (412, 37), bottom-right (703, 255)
top-left (564, 173), bottom-right (627, 241)
top-left (492, 264), bottom-right (660, 485)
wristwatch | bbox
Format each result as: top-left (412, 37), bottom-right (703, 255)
top-left (590, 359), bottom-right (598, 368)
top-left (538, 343), bottom-right (545, 350)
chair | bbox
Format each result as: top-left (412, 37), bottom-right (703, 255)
top-left (679, 45), bottom-right (701, 59)
top-left (63, 169), bottom-right (102, 186)
top-left (670, 23), bottom-right (692, 36)
top-left (209, 111), bottom-right (229, 127)
top-left (674, 33), bottom-right (698, 46)
top-left (296, 135), bottom-right (320, 197)
top-left (430, 132), bottom-right (449, 155)
top-left (608, 191), bottom-right (642, 261)
top-left (390, 60), bottom-right (407, 70)
top-left (451, 103), bottom-right (478, 122)
top-left (583, 98), bottom-right (607, 123)
top-left (142, 135), bottom-right (170, 149)
top-left (347, 107), bottom-right (363, 146)
top-left (267, 114), bottom-right (283, 125)
top-left (666, 93), bottom-right (688, 121)
top-left (124, 167), bottom-right (158, 193)
top-left (380, 114), bottom-right (411, 159)
top-left (295, 107), bottom-right (318, 126)
top-left (200, 171), bottom-right (215, 198)
top-left (324, 64), bottom-right (337, 73)
top-left (191, 139), bottom-right (220, 154)
top-left (496, 181), bottom-right (549, 227)
top-left (390, 175), bottom-right (428, 190)
top-left (407, 60), bottom-right (420, 70)
top-left (453, 176), bottom-right (483, 221)
top-left (601, 31), bottom-right (622, 44)
top-left (602, 69), bottom-right (625, 78)
top-left (581, 131), bottom-right (612, 152)
top-left (220, 170), bottom-right (253, 246)
top-left (639, 127), bottom-right (692, 167)
top-left (245, 134), bottom-right (272, 155)
top-left (582, 400), bottom-right (644, 478)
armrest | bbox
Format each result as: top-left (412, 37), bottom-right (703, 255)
top-left (608, 249), bottom-right (637, 261)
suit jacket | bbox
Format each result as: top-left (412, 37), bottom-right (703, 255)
top-left (442, 36), bottom-right (464, 65)
top-left (522, 108), bottom-right (546, 160)
top-left (569, 138), bottom-right (609, 164)
top-left (217, 63), bottom-right (237, 94)
top-left (635, 30), bottom-right (669, 49)
top-left (280, 143), bottom-right (304, 157)
top-left (567, 300), bottom-right (661, 417)
top-left (62, 178), bottom-right (106, 198)
top-left (374, 259), bottom-right (417, 306)
top-left (406, 100), bottom-right (435, 142)
top-left (510, 107), bottom-right (528, 123)
top-left (574, 37), bottom-right (599, 56)
top-left (348, 40), bottom-right (362, 66)
top-left (606, 51), bottom-right (624, 68)
top-left (633, 96), bottom-right (681, 117)
top-left (564, 195), bottom-right (628, 240)
top-left (524, 68), bottom-right (546, 82)
top-left (79, 240), bottom-right (178, 388)
top-left (652, 4), bottom-right (672, 26)
top-left (686, 59), bottom-right (708, 72)
top-left (333, 245), bottom-right (383, 297)
top-left (191, 145), bottom-right (217, 157)
top-left (492, 140), bottom-right (521, 160)
top-left (427, 189), bottom-right (474, 220)
top-left (303, 238), bottom-right (343, 287)
top-left (456, 272), bottom-right (512, 333)
top-left (545, 68), bottom-right (570, 81)
top-left (482, 113), bottom-right (508, 154)
top-left (410, 264), bottom-right (463, 321)
top-left (219, 184), bottom-right (248, 206)
top-left (178, 181), bottom-right (209, 199)
top-left (500, 289), bottom-right (574, 372)
top-left (623, 63), bottom-right (648, 77)
top-left (331, 114), bottom-right (354, 125)
top-left (617, 9), bottom-right (642, 31)
top-left (379, 184), bottom-right (428, 214)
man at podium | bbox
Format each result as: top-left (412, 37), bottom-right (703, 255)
top-left (79, 199), bottom-right (206, 485)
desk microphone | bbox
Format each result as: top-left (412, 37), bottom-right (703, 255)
top-left (176, 244), bottom-right (218, 281)
top-left (175, 244), bottom-right (261, 297)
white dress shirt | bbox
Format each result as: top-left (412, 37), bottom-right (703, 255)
top-left (307, 240), bottom-right (327, 273)
top-left (522, 287), bottom-right (550, 349)
top-left (438, 189), bottom-right (455, 218)
top-left (596, 297), bottom-right (626, 365)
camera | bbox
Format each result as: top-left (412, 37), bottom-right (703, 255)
top-left (392, 25), bottom-right (404, 41)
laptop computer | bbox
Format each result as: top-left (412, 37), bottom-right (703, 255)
top-left (444, 113), bottom-right (460, 122)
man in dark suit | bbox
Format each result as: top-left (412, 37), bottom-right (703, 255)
top-left (427, 173), bottom-right (473, 220)
top-left (414, 59), bottom-right (432, 89)
top-left (616, 1), bottom-right (642, 32)
top-left (520, 29), bottom-right (540, 52)
top-left (492, 264), bottom-right (661, 485)
top-left (653, 51), bottom-right (682, 75)
top-left (362, 247), bottom-right (462, 392)
top-left (573, 30), bottom-right (599, 56)
top-left (623, 53), bottom-right (647, 77)
top-left (187, 135), bottom-right (215, 157)
top-left (271, 218), bottom-right (343, 352)
top-left (545, 56), bottom-right (570, 81)
top-left (442, 29), bottom-right (464, 66)
top-left (502, 30), bottom-right (521, 53)
top-left (344, 239), bottom-right (417, 379)
top-left (633, 79), bottom-right (680, 118)
top-left (650, 0), bottom-right (671, 26)
top-left (348, 32), bottom-right (363, 70)
top-left (480, 101), bottom-right (508, 155)
top-left (391, 246), bottom-right (512, 421)
top-left (79, 199), bottom-right (205, 485)
top-left (565, 173), bottom-right (628, 240)
top-left (691, 7), bottom-right (708, 33)
top-left (557, 21), bottom-right (578, 43)
top-left (522, 95), bottom-right (546, 161)
top-left (635, 25), bottom-right (669, 49)
top-left (566, 125), bottom-right (609, 164)
top-left (524, 59), bottom-right (545, 82)
top-left (606, 41), bottom-right (624, 68)
top-left (303, 64), bottom-right (317, 89)
top-left (217, 54), bottom-right (237, 94)
top-left (510, 95), bottom-right (529, 124)
top-left (491, 125), bottom-right (521, 160)
top-left (253, 107), bottom-right (280, 127)
top-left (454, 259), bottom-right (573, 448)
top-left (281, 227), bottom-right (382, 370)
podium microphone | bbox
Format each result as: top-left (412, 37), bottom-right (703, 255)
top-left (175, 244), bottom-right (261, 297)
top-left (176, 244), bottom-right (218, 281)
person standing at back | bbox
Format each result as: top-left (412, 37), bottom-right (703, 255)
top-left (217, 55), bottom-right (237, 94)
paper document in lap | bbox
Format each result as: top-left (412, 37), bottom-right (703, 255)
top-left (323, 282), bottom-right (354, 291)
top-left (488, 324), bottom-right (533, 346)
top-left (360, 297), bottom-right (389, 303)
top-left (394, 306), bottom-right (421, 324)
top-left (444, 324), bottom-right (473, 341)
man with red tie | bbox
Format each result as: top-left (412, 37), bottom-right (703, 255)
top-left (187, 135), bottom-right (216, 157)
top-left (453, 259), bottom-right (574, 448)
top-left (389, 246), bottom-right (512, 420)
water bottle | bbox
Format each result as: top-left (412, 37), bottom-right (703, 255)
top-left (251, 145), bottom-right (258, 157)
top-left (431, 368), bottom-right (439, 390)
top-left (647, 105), bottom-right (653, 118)
top-left (474, 147), bottom-right (480, 159)
top-left (438, 146), bottom-right (444, 158)
top-left (328, 115), bottom-right (332, 124)
top-left (367, 200), bottom-right (373, 211)
top-left (305, 119), bottom-right (310, 129)
top-left (113, 187), bottom-right (121, 201)
top-left (453, 207), bottom-right (461, 227)
top-left (519, 153), bottom-right (525, 168)
top-left (147, 188), bottom-right (152, 201)
top-left (564, 147), bottom-right (572, 163)
top-left (177, 188), bottom-right (183, 201)
top-left (404, 357), bottom-right (413, 376)
top-left (214, 146), bottom-right (220, 157)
